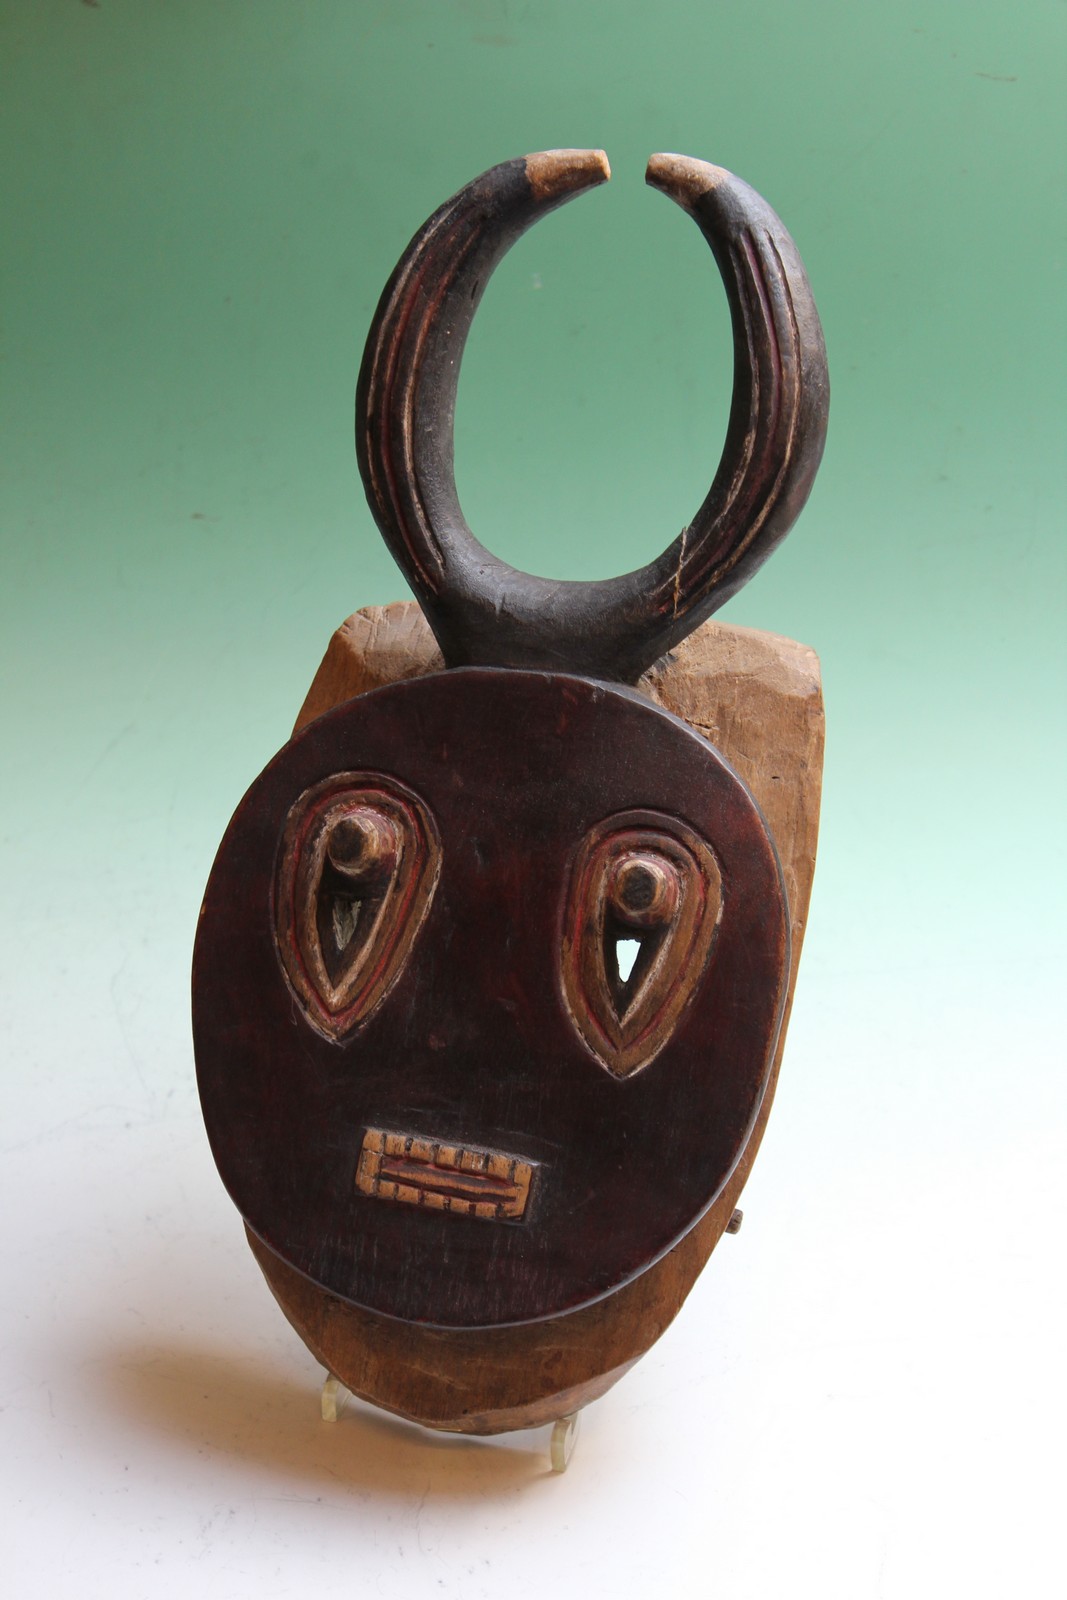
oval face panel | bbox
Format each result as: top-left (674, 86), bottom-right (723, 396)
top-left (193, 669), bottom-right (789, 1329)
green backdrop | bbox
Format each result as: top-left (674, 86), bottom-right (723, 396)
top-left (5, 0), bottom-right (1063, 973)
top-left (5, 0), bottom-right (1065, 1161)
top-left (3, 4), bottom-right (1065, 1593)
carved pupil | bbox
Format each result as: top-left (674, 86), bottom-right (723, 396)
top-left (608, 856), bottom-right (679, 927)
top-left (326, 812), bottom-right (399, 877)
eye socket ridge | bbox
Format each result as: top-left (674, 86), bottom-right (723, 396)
top-left (274, 772), bottom-right (441, 1042)
top-left (560, 810), bottom-right (723, 1078)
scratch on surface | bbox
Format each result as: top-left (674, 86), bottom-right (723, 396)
top-left (672, 527), bottom-right (688, 618)
top-left (975, 72), bottom-right (1017, 82)
top-left (414, 1480), bottom-right (432, 1555)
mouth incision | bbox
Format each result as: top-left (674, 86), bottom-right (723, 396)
top-left (356, 1128), bottom-right (535, 1222)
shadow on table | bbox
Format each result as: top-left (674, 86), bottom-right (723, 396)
top-left (98, 1341), bottom-right (556, 1499)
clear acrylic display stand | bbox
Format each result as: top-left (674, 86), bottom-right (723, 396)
top-left (320, 1373), bottom-right (582, 1472)
top-left (316, 1215), bottom-right (743, 1467)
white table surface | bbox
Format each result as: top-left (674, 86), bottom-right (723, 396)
top-left (3, 864), bottom-right (1061, 1598)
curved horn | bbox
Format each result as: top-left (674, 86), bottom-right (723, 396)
top-left (356, 151), bottom-right (828, 684)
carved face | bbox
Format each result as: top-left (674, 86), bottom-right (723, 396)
top-left (194, 669), bottom-right (788, 1328)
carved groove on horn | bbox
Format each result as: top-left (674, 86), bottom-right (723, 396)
top-left (356, 150), bottom-right (828, 684)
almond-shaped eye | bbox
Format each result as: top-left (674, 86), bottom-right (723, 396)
top-left (274, 775), bottom-right (440, 1041)
top-left (561, 813), bottom-right (722, 1077)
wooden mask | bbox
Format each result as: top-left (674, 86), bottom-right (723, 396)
top-left (193, 152), bottom-right (828, 1343)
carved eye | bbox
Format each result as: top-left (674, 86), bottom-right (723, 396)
top-left (561, 813), bottom-right (722, 1077)
top-left (274, 775), bottom-right (440, 1041)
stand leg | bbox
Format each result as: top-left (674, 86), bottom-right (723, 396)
top-left (321, 1368), bottom-right (581, 1469)
top-left (549, 1410), bottom-right (581, 1473)
top-left (321, 1373), bottom-right (352, 1422)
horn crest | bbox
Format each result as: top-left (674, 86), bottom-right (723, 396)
top-left (356, 151), bottom-right (828, 683)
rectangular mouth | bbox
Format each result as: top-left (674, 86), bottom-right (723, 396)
top-left (356, 1127), bottom-right (535, 1222)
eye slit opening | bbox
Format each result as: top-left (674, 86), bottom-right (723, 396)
top-left (615, 937), bottom-right (641, 985)
top-left (604, 913), bottom-right (669, 1020)
top-left (315, 862), bottom-right (387, 985)
top-left (331, 893), bottom-right (361, 953)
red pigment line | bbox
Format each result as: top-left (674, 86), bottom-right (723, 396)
top-left (378, 1159), bottom-right (518, 1205)
top-left (379, 1155), bottom-right (517, 1194)
top-left (379, 1176), bottom-right (509, 1207)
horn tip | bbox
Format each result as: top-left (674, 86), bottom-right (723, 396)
top-left (646, 152), bottom-right (726, 209)
top-left (526, 148), bottom-right (611, 202)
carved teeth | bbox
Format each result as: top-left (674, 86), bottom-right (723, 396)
top-left (355, 1127), bottom-right (534, 1222)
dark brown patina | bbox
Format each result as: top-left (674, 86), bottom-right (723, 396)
top-left (193, 149), bottom-right (828, 1369)
top-left (194, 668), bottom-right (789, 1327)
